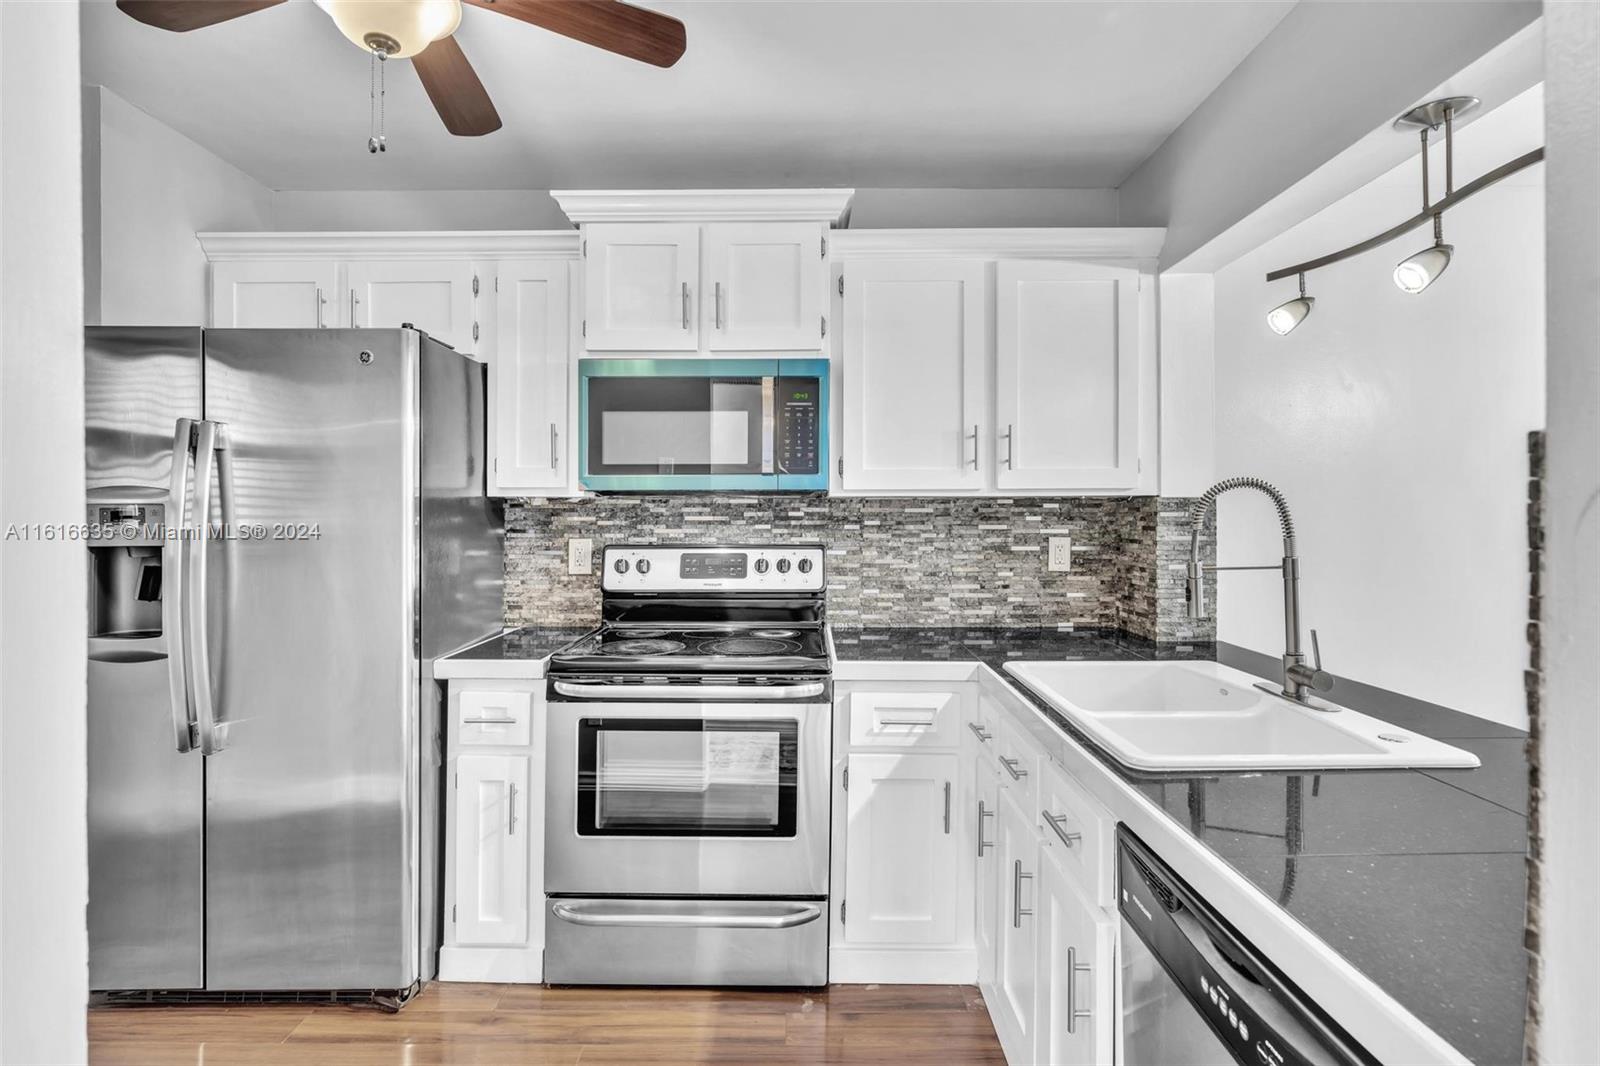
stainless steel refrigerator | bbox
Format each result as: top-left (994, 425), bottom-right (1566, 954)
top-left (85, 327), bottom-right (503, 997)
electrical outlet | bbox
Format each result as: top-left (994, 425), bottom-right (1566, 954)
top-left (1048, 536), bottom-right (1073, 573)
top-left (567, 538), bottom-right (593, 576)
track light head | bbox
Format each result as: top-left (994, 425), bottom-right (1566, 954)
top-left (1393, 242), bottom-right (1454, 294)
top-left (1267, 273), bottom-right (1314, 335)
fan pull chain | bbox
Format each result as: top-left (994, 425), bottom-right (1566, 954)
top-left (367, 45), bottom-right (388, 154)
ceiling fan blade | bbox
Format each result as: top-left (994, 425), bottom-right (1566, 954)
top-left (116, 0), bottom-right (285, 32)
top-left (412, 36), bottom-right (503, 137)
top-left (465, 0), bottom-right (686, 68)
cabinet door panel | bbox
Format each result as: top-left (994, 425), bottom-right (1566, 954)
top-left (453, 754), bottom-right (530, 947)
top-left (996, 260), bottom-right (1139, 490)
top-left (491, 260), bottom-right (571, 494)
top-left (991, 787), bottom-right (1038, 1060)
top-left (974, 753), bottom-right (1002, 991)
top-left (842, 751), bottom-right (959, 946)
top-left (705, 222), bottom-right (823, 350)
top-left (842, 260), bottom-right (986, 491)
top-left (584, 223), bottom-right (699, 350)
top-left (211, 261), bottom-right (337, 328)
top-left (348, 260), bottom-right (477, 352)
top-left (1036, 845), bottom-right (1116, 1066)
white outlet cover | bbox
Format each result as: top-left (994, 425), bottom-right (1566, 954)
top-left (1048, 536), bottom-right (1072, 572)
top-left (568, 538), bottom-right (593, 576)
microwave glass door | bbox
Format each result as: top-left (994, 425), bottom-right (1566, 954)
top-left (577, 716), bottom-right (799, 838)
top-left (586, 362), bottom-right (778, 478)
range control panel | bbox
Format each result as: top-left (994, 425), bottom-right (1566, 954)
top-left (602, 545), bottom-right (826, 593)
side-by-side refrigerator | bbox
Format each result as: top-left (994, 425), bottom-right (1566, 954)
top-left (85, 327), bottom-right (503, 997)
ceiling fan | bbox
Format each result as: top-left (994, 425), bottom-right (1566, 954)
top-left (115, 0), bottom-right (687, 138)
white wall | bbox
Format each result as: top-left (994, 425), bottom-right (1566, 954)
top-left (845, 188), bottom-right (1119, 228)
top-left (86, 85), bottom-right (274, 325)
top-left (1210, 87), bottom-right (1545, 728)
top-left (1536, 2), bottom-right (1599, 1059)
top-left (1, 2), bottom-right (88, 1062)
top-left (272, 188), bottom-right (570, 230)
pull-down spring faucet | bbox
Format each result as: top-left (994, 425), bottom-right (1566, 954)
top-left (1186, 477), bottom-right (1334, 704)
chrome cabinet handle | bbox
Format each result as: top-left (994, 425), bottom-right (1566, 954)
top-left (1065, 946), bottom-right (1092, 1033)
top-left (550, 423), bottom-right (559, 470)
top-left (1042, 810), bottom-right (1082, 848)
top-left (943, 781), bottom-right (952, 835)
top-left (1001, 424), bottom-right (1014, 469)
top-left (681, 282), bottom-right (690, 329)
top-left (165, 419), bottom-right (197, 754)
top-left (714, 281), bottom-right (724, 330)
top-left (977, 800), bottom-right (995, 856)
top-left (464, 716), bottom-right (517, 725)
top-left (999, 756), bottom-right (1027, 780)
top-left (1012, 859), bottom-right (1033, 928)
top-left (878, 717), bottom-right (932, 728)
top-left (967, 722), bottom-right (992, 743)
top-left (315, 287), bottom-right (325, 328)
top-left (350, 289), bottom-right (359, 326)
top-left (507, 782), bottom-right (517, 835)
top-left (967, 424), bottom-right (979, 469)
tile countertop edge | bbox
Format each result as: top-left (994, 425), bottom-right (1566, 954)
top-left (840, 652), bottom-right (1472, 1066)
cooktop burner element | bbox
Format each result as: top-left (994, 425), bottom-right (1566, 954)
top-left (601, 639), bottom-right (687, 657)
top-left (751, 629), bottom-right (798, 639)
top-left (701, 637), bottom-right (801, 657)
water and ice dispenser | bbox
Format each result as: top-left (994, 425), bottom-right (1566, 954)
top-left (87, 501), bottom-right (167, 640)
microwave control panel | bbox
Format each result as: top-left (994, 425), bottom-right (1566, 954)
top-left (776, 377), bottom-right (820, 475)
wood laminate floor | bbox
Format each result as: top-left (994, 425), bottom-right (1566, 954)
top-left (90, 983), bottom-right (1007, 1065)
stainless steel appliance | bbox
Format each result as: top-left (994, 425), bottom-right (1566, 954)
top-left (544, 544), bottom-right (832, 986)
top-left (578, 359), bottom-right (829, 492)
top-left (85, 326), bottom-right (503, 1001)
top-left (1117, 827), bottom-right (1375, 1065)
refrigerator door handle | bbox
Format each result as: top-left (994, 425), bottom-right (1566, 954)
top-left (165, 418), bottom-right (197, 753)
top-left (188, 420), bottom-right (223, 756)
top-left (213, 424), bottom-right (238, 753)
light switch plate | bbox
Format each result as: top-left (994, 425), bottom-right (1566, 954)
top-left (1048, 536), bottom-right (1072, 572)
top-left (567, 538), bottom-right (593, 575)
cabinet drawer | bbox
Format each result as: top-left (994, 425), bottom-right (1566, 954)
top-left (848, 690), bottom-right (961, 748)
top-left (458, 690), bottom-right (533, 747)
top-left (1037, 760), bottom-right (1114, 910)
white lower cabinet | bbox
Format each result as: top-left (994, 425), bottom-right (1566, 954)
top-left (841, 750), bottom-right (961, 946)
top-left (975, 752), bottom-right (1001, 989)
top-left (1036, 840), bottom-right (1117, 1066)
top-left (441, 681), bottom-right (545, 982)
top-left (992, 786), bottom-right (1040, 1061)
top-left (452, 753), bottom-right (530, 946)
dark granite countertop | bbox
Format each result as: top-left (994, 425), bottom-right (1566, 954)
top-left (831, 627), bottom-right (1529, 1066)
top-left (445, 626), bottom-right (592, 664)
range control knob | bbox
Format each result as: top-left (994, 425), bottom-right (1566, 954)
top-left (636, 558), bottom-right (651, 575)
top-left (613, 558), bottom-right (630, 574)
top-left (776, 558), bottom-right (792, 574)
top-left (754, 558), bottom-right (770, 574)
top-left (797, 557), bottom-right (814, 574)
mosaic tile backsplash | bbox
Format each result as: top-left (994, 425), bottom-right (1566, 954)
top-left (504, 495), bottom-right (1215, 643)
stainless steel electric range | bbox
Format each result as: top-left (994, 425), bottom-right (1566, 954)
top-left (544, 544), bottom-right (832, 987)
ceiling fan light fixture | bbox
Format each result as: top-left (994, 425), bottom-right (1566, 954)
top-left (315, 0), bottom-right (462, 58)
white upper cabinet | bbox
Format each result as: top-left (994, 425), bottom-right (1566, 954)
top-left (346, 260), bottom-right (479, 352)
top-left (211, 261), bottom-right (338, 328)
top-left (582, 223), bottom-right (700, 351)
top-left (841, 260), bottom-right (987, 492)
top-left (704, 222), bottom-right (826, 351)
top-left (995, 260), bottom-right (1140, 490)
top-left (491, 260), bottom-right (572, 495)
top-left (841, 750), bottom-right (961, 947)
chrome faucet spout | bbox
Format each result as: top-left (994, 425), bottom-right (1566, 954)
top-left (1185, 478), bottom-right (1333, 703)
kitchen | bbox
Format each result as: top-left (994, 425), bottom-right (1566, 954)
top-left (0, 2), bottom-right (1595, 1065)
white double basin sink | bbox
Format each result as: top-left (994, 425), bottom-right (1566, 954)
top-left (1003, 660), bottom-right (1481, 772)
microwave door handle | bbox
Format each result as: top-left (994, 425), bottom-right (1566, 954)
top-left (165, 418), bottom-right (197, 753)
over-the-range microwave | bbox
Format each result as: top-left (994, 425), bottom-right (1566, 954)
top-left (578, 358), bottom-right (829, 492)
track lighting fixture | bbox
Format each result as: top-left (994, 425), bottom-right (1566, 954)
top-left (1261, 95), bottom-right (1542, 334)
top-left (1267, 274), bottom-right (1314, 335)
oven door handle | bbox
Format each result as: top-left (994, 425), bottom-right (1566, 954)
top-left (552, 680), bottom-right (826, 701)
top-left (551, 900), bottom-right (823, 930)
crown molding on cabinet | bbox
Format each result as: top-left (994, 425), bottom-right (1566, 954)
top-left (828, 227), bottom-right (1166, 261)
top-left (550, 189), bottom-right (855, 224)
top-left (196, 231), bottom-right (581, 262)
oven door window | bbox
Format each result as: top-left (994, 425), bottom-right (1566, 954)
top-left (586, 371), bottom-right (774, 477)
top-left (577, 717), bottom-right (798, 837)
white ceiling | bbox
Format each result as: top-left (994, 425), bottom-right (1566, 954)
top-left (81, 0), bottom-right (1295, 192)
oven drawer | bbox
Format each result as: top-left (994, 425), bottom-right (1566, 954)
top-left (847, 688), bottom-right (962, 748)
top-left (544, 897), bottom-right (828, 986)
top-left (457, 690), bottom-right (533, 747)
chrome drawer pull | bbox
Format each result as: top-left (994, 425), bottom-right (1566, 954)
top-left (999, 756), bottom-right (1028, 780)
top-left (464, 716), bottom-right (518, 725)
top-left (878, 718), bottom-right (932, 727)
top-left (967, 722), bottom-right (993, 742)
top-left (1041, 810), bottom-right (1082, 848)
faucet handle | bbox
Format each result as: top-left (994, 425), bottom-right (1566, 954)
top-left (1310, 628), bottom-right (1322, 671)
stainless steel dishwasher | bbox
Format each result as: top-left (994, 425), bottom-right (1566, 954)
top-left (1117, 827), bottom-right (1377, 1066)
